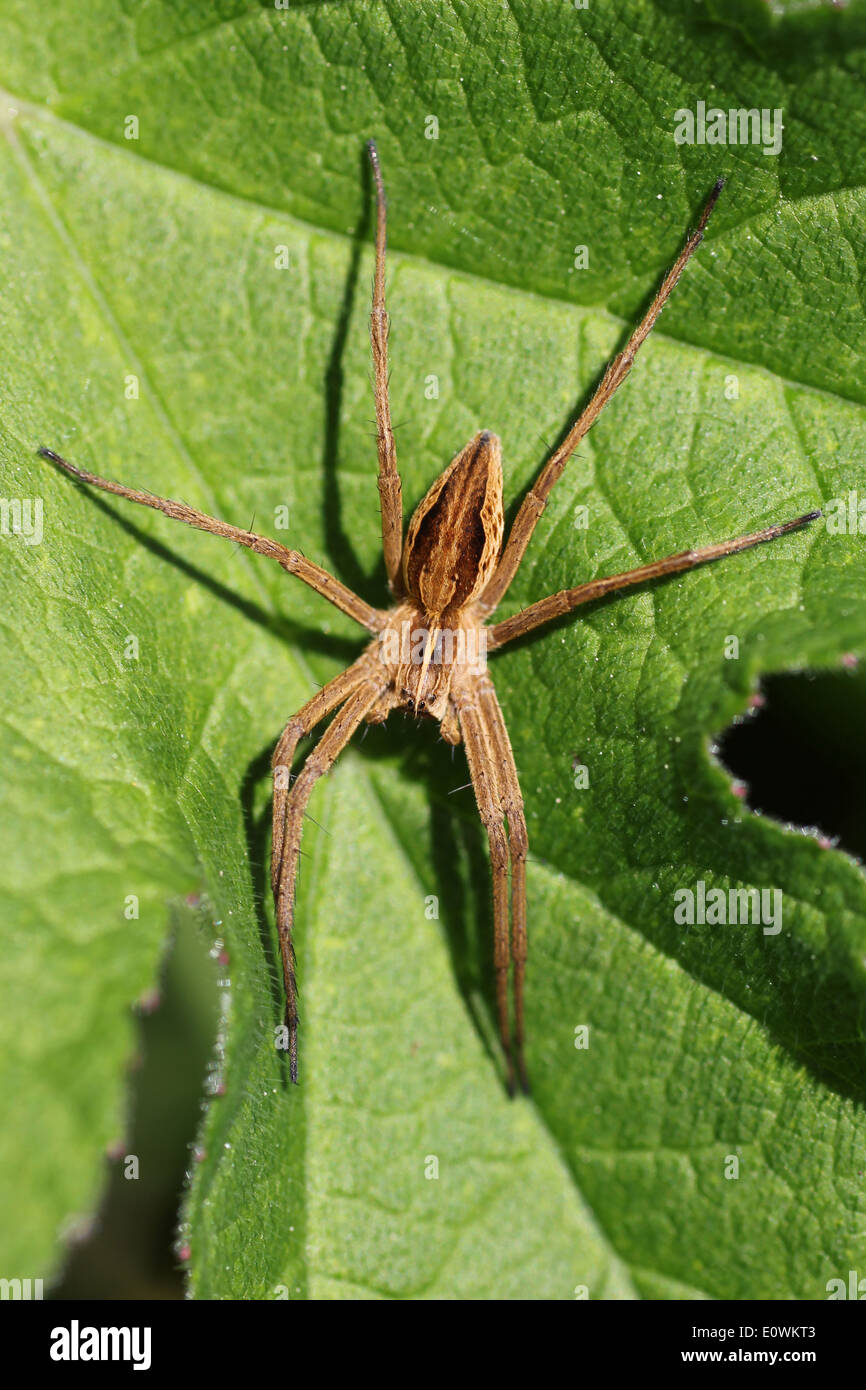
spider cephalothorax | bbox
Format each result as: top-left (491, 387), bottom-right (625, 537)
top-left (41, 143), bottom-right (819, 1094)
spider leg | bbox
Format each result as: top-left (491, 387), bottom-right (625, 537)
top-left (457, 683), bottom-right (518, 1094)
top-left (488, 510), bottom-right (821, 649)
top-left (474, 679), bottom-right (530, 1093)
top-left (39, 448), bottom-right (386, 635)
top-left (366, 140), bottom-right (403, 594)
top-left (480, 180), bottom-right (724, 614)
top-left (271, 653), bottom-right (376, 896)
top-left (274, 680), bottom-right (388, 1082)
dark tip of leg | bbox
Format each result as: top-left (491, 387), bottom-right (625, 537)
top-left (287, 1013), bottom-right (299, 1083)
top-left (517, 1055), bottom-right (531, 1096)
top-left (38, 446), bottom-right (62, 462)
top-left (696, 178), bottom-right (725, 235)
top-left (503, 1047), bottom-right (517, 1097)
top-left (778, 509), bottom-right (823, 536)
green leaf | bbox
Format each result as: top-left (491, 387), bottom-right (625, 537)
top-left (1, 0), bottom-right (865, 1299)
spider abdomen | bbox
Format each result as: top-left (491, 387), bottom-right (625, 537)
top-left (401, 430), bottom-right (504, 614)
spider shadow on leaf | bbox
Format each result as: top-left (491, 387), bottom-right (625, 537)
top-left (57, 147), bottom-right (507, 1091)
top-left (234, 147), bottom-right (509, 1086)
top-left (345, 715), bottom-right (504, 1076)
top-left (318, 142), bottom-right (390, 607)
top-left (239, 712), bottom-right (506, 1090)
top-left (74, 488), bottom-right (363, 668)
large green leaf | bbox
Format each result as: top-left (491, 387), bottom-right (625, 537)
top-left (1, 0), bottom-right (865, 1299)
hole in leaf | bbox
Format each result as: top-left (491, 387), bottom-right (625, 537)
top-left (716, 667), bottom-right (866, 862)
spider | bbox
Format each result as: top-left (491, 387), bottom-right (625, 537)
top-left (40, 143), bottom-right (819, 1094)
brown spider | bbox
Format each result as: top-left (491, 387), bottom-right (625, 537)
top-left (40, 143), bottom-right (819, 1094)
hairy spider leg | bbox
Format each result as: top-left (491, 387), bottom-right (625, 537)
top-left (488, 512), bottom-right (821, 649)
top-left (274, 680), bottom-right (389, 1081)
top-left (38, 448), bottom-right (385, 635)
top-left (480, 179), bottom-right (726, 614)
top-left (367, 139), bottom-right (403, 594)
